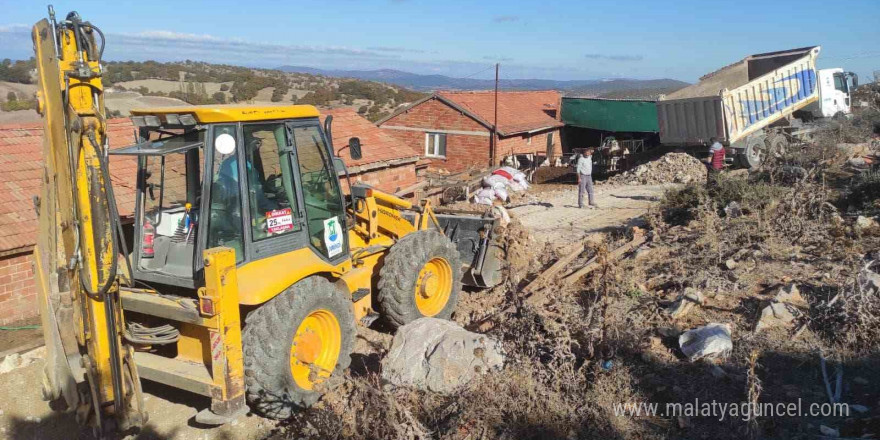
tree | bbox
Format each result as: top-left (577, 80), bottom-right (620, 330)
top-left (6, 92), bottom-right (16, 102)
top-left (220, 83), bottom-right (230, 92)
top-left (357, 105), bottom-right (368, 115)
top-left (212, 92), bottom-right (226, 104)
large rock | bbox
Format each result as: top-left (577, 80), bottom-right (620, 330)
top-left (755, 284), bottom-right (806, 332)
top-left (679, 323), bottom-right (732, 361)
top-left (381, 318), bottom-right (504, 393)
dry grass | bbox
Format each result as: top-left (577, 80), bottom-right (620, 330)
top-left (265, 119), bottom-right (880, 440)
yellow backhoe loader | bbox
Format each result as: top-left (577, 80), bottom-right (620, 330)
top-left (31, 6), bottom-right (504, 434)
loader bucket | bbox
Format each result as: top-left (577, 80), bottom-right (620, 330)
top-left (431, 212), bottom-right (505, 289)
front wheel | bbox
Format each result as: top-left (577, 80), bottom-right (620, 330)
top-left (243, 277), bottom-right (355, 419)
top-left (377, 230), bottom-right (462, 327)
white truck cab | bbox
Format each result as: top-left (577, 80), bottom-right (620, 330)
top-left (812, 68), bottom-right (859, 118)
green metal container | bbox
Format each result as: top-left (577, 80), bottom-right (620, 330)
top-left (561, 97), bottom-right (659, 133)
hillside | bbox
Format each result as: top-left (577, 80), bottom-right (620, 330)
top-left (0, 60), bottom-right (428, 123)
top-left (277, 65), bottom-right (689, 95)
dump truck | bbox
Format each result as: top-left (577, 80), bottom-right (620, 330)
top-left (30, 7), bottom-right (504, 435)
top-left (657, 46), bottom-right (859, 168)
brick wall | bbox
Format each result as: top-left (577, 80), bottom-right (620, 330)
top-left (349, 163), bottom-right (419, 195)
top-left (380, 98), bottom-right (563, 173)
top-left (0, 252), bottom-right (36, 326)
top-left (496, 128), bottom-right (560, 159)
top-left (381, 98), bottom-right (493, 173)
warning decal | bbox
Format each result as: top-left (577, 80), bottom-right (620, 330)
top-left (266, 208), bottom-right (294, 233)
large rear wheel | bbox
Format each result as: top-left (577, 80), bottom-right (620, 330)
top-left (739, 135), bottom-right (767, 169)
top-left (243, 277), bottom-right (355, 419)
top-left (377, 230), bottom-right (462, 327)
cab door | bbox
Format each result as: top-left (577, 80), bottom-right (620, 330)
top-left (236, 121), bottom-right (311, 261)
top-left (286, 121), bottom-right (348, 262)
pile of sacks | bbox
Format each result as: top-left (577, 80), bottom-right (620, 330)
top-left (473, 167), bottom-right (530, 205)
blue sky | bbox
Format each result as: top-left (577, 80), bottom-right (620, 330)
top-left (1, 0), bottom-right (878, 82)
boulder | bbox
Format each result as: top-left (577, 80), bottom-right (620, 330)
top-left (775, 284), bottom-right (807, 308)
top-left (381, 318), bottom-right (504, 393)
top-left (667, 288), bottom-right (704, 319)
top-left (755, 303), bottom-right (799, 332)
top-left (855, 216), bottom-right (879, 232)
top-left (679, 323), bottom-right (732, 361)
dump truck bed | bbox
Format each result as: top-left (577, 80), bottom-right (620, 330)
top-left (657, 46), bottom-right (820, 147)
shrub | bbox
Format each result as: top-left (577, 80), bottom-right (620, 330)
top-left (658, 182), bottom-right (708, 225)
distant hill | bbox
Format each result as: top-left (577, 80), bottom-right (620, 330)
top-left (576, 79), bottom-right (690, 100)
top-left (1, 60), bottom-right (428, 123)
top-left (276, 65), bottom-right (688, 95)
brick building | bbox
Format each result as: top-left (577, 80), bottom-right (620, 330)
top-left (0, 118), bottom-right (139, 325)
top-left (0, 108), bottom-right (420, 324)
top-left (321, 108), bottom-right (420, 195)
top-left (377, 90), bottom-right (563, 173)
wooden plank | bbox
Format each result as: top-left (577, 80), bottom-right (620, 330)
top-left (562, 228), bottom-right (646, 285)
top-left (394, 181), bottom-right (429, 197)
top-left (521, 239), bottom-right (590, 295)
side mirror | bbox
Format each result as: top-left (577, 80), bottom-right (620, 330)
top-left (348, 137), bottom-right (362, 160)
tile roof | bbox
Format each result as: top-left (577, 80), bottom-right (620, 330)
top-left (321, 108), bottom-right (419, 169)
top-left (435, 90), bottom-right (563, 136)
top-left (0, 118), bottom-right (139, 254)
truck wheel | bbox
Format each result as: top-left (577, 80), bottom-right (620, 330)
top-left (740, 136), bottom-right (767, 169)
top-left (377, 230), bottom-right (462, 327)
top-left (243, 277), bottom-right (355, 419)
top-left (766, 134), bottom-right (789, 158)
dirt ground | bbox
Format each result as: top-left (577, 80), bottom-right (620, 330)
top-left (509, 182), bottom-right (673, 246)
top-left (0, 318), bottom-right (42, 355)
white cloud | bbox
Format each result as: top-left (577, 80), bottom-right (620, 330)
top-left (0, 24), bottom-right (30, 33)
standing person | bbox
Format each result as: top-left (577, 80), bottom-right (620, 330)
top-left (706, 137), bottom-right (725, 186)
top-left (576, 148), bottom-right (598, 209)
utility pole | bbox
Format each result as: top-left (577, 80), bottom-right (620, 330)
top-left (491, 63), bottom-right (499, 167)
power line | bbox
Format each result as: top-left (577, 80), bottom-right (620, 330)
top-left (459, 64), bottom-right (496, 80)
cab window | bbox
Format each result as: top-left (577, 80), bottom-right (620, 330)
top-left (833, 73), bottom-right (848, 93)
top-left (206, 124), bottom-right (245, 262)
top-left (292, 125), bottom-right (345, 259)
top-left (243, 123), bottom-right (299, 240)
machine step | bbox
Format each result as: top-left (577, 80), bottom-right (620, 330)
top-left (133, 351), bottom-right (217, 398)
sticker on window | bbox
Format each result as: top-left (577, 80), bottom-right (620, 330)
top-left (323, 216), bottom-right (343, 258)
top-left (266, 208), bottom-right (294, 234)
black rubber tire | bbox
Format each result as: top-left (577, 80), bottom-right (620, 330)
top-left (377, 229), bottom-right (462, 327)
top-left (242, 277), bottom-right (355, 419)
top-left (765, 133), bottom-right (789, 158)
top-left (740, 135), bottom-right (766, 169)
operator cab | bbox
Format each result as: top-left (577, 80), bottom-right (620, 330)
top-left (112, 105), bottom-right (348, 289)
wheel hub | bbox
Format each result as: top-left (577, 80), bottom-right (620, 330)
top-left (289, 310), bottom-right (341, 390)
top-left (294, 331), bottom-right (321, 365)
top-left (414, 257), bottom-right (453, 317)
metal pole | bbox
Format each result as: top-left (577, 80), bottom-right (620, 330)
top-left (492, 63), bottom-right (499, 167)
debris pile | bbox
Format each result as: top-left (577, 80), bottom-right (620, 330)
top-left (609, 152), bottom-right (707, 185)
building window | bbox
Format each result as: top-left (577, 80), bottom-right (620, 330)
top-left (425, 132), bottom-right (447, 158)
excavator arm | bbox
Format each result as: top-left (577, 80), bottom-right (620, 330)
top-left (32, 6), bottom-right (145, 434)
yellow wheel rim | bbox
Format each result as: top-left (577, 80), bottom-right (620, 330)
top-left (290, 309), bottom-right (341, 391)
top-left (414, 257), bottom-right (453, 317)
